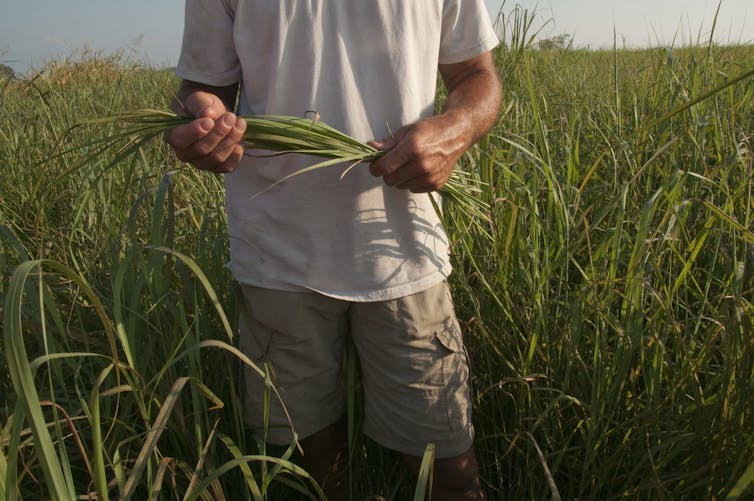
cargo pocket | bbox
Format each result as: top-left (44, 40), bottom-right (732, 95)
top-left (435, 318), bottom-right (471, 433)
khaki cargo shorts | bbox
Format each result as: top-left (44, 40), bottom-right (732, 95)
top-left (237, 280), bottom-right (474, 458)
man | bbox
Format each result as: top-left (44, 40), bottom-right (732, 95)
top-left (166, 1), bottom-right (501, 499)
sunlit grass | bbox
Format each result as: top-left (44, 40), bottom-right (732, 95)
top-left (1, 8), bottom-right (753, 499)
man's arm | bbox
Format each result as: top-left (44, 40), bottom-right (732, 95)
top-left (369, 51), bottom-right (502, 192)
top-left (165, 80), bottom-right (247, 173)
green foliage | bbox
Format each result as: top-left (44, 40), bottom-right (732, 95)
top-left (2, 13), bottom-right (754, 501)
top-left (0, 64), bottom-right (14, 80)
top-left (537, 34), bottom-right (572, 51)
top-left (451, 40), bottom-right (754, 500)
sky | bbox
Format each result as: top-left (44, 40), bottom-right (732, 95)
top-left (507, 0), bottom-right (752, 49)
top-left (1, 0), bottom-right (752, 75)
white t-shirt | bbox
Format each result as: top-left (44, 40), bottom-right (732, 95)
top-left (176, 0), bottom-right (499, 301)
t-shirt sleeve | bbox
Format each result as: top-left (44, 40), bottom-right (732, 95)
top-left (175, 0), bottom-right (242, 85)
top-left (439, 0), bottom-right (500, 65)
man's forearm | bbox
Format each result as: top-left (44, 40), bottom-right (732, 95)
top-left (439, 51), bottom-right (502, 151)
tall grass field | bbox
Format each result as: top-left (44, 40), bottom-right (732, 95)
top-left (2, 8), bottom-right (753, 500)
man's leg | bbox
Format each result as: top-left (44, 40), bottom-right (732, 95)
top-left (350, 281), bottom-right (482, 498)
top-left (237, 285), bottom-right (351, 500)
top-left (403, 447), bottom-right (485, 501)
top-left (299, 415), bottom-right (349, 501)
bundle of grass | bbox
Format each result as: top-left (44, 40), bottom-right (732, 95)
top-left (73, 109), bottom-right (491, 234)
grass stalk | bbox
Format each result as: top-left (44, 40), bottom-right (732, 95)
top-left (2, 23), bottom-right (753, 500)
top-left (74, 109), bottom-right (493, 231)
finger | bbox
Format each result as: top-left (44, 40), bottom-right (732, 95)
top-left (191, 117), bottom-right (247, 169)
top-left (367, 135), bottom-right (395, 151)
top-left (391, 164), bottom-right (448, 192)
top-left (383, 161), bottom-right (422, 187)
top-left (194, 143), bottom-right (246, 173)
top-left (209, 115), bottom-right (247, 160)
top-left (368, 124), bottom-right (411, 151)
top-left (370, 140), bottom-right (415, 177)
top-left (165, 118), bottom-right (215, 151)
top-left (182, 112), bottom-right (239, 162)
top-left (398, 177), bottom-right (443, 193)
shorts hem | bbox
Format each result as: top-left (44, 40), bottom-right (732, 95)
top-left (362, 423), bottom-right (475, 459)
top-left (247, 407), bottom-right (346, 446)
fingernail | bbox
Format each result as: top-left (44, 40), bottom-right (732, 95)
top-left (223, 114), bottom-right (236, 127)
top-left (199, 118), bottom-right (213, 132)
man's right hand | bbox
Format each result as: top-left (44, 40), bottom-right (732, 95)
top-left (165, 87), bottom-right (247, 173)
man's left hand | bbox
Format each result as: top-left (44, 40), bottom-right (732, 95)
top-left (368, 112), bottom-right (471, 193)
top-left (368, 51), bottom-right (502, 193)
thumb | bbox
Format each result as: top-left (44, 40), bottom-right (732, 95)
top-left (367, 136), bottom-right (396, 151)
top-left (369, 124), bottom-right (411, 151)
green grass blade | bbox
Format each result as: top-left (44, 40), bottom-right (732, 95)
top-left (249, 153), bottom-right (374, 200)
top-left (413, 442), bottom-right (435, 501)
top-left (0, 447), bottom-right (6, 501)
top-left (3, 260), bottom-right (74, 500)
top-left (90, 364), bottom-right (115, 501)
top-left (218, 434), bottom-right (263, 500)
top-left (5, 405), bottom-right (25, 501)
top-left (643, 66), bottom-right (754, 131)
top-left (119, 376), bottom-right (224, 501)
top-left (149, 457), bottom-right (177, 501)
top-left (165, 339), bottom-right (297, 441)
top-left (726, 459), bottom-right (754, 500)
top-left (183, 455), bottom-right (324, 501)
top-left (150, 246), bottom-right (234, 342)
top-left (183, 418), bottom-right (220, 500)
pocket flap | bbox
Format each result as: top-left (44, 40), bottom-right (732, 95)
top-left (435, 320), bottom-right (463, 353)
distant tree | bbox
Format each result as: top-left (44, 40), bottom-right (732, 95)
top-left (0, 64), bottom-right (14, 80)
top-left (538, 34), bottom-right (573, 51)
